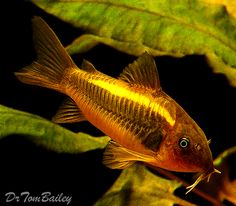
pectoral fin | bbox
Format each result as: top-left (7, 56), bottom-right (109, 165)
top-left (103, 141), bottom-right (155, 169)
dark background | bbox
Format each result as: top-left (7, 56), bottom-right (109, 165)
top-left (0, 0), bottom-right (236, 205)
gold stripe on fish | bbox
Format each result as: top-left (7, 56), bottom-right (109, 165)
top-left (90, 79), bottom-right (176, 126)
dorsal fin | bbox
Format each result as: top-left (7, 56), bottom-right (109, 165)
top-left (52, 98), bottom-right (86, 123)
top-left (81, 59), bottom-right (98, 73)
top-left (119, 52), bottom-right (161, 91)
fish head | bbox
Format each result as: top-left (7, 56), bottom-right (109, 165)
top-left (152, 104), bottom-right (221, 193)
top-left (156, 111), bottom-right (215, 174)
top-left (150, 109), bottom-right (222, 193)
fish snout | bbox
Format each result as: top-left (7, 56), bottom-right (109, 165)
top-left (192, 140), bottom-right (214, 172)
top-left (199, 155), bottom-right (214, 175)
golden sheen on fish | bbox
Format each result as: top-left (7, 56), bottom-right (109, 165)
top-left (15, 17), bottom-right (220, 193)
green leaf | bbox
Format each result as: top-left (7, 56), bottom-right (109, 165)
top-left (197, 146), bottom-right (236, 205)
top-left (32, 0), bottom-right (236, 86)
top-left (0, 104), bottom-right (110, 153)
top-left (94, 164), bottom-right (196, 206)
top-left (203, 0), bottom-right (236, 18)
top-left (213, 146), bottom-right (236, 204)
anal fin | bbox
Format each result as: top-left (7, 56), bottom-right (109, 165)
top-left (52, 98), bottom-right (86, 123)
top-left (103, 141), bottom-right (155, 169)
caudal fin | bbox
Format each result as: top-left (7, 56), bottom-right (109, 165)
top-left (15, 16), bottom-right (76, 91)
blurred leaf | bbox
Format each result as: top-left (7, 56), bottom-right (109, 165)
top-left (32, 0), bottom-right (236, 86)
top-left (203, 0), bottom-right (236, 18)
top-left (0, 104), bottom-right (110, 153)
top-left (94, 164), bottom-right (196, 206)
top-left (197, 146), bottom-right (236, 205)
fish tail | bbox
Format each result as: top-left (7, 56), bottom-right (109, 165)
top-left (15, 16), bottom-right (76, 91)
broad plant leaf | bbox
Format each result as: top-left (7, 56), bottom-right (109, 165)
top-left (94, 164), bottom-right (196, 206)
top-left (0, 104), bottom-right (110, 153)
top-left (32, 0), bottom-right (236, 86)
top-left (197, 146), bottom-right (236, 205)
top-left (203, 0), bottom-right (236, 18)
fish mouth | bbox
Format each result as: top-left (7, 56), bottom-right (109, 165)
top-left (185, 168), bottom-right (221, 194)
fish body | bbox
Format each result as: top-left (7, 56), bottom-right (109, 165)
top-left (15, 17), bottom-right (220, 192)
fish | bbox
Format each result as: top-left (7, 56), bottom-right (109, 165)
top-left (15, 17), bottom-right (220, 193)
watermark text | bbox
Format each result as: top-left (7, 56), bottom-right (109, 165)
top-left (5, 191), bottom-right (72, 205)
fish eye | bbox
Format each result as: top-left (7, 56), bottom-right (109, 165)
top-left (179, 137), bottom-right (190, 148)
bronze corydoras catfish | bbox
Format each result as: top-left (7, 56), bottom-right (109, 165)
top-left (15, 17), bottom-right (220, 193)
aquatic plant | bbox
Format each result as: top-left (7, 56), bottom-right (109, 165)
top-left (33, 0), bottom-right (236, 87)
